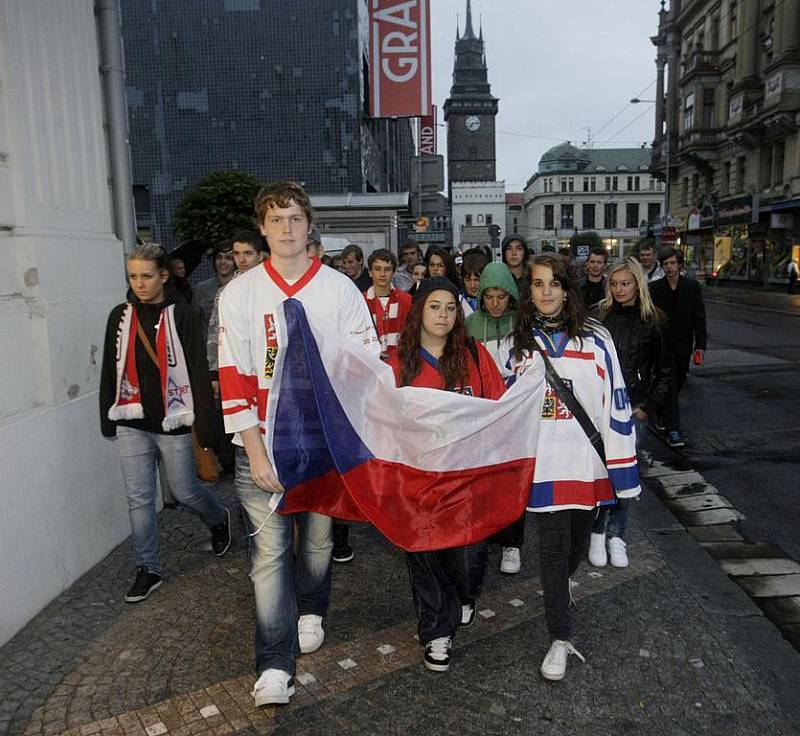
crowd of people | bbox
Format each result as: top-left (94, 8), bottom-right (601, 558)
top-left (99, 180), bottom-right (708, 706)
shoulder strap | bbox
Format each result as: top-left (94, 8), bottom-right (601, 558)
top-left (530, 337), bottom-right (607, 466)
top-left (136, 317), bottom-right (160, 369)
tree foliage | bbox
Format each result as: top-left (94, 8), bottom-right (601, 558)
top-left (569, 231), bottom-right (604, 251)
top-left (174, 170), bottom-right (263, 252)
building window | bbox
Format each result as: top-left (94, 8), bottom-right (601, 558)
top-left (568, 178), bottom-right (574, 192)
top-left (681, 177), bottom-right (689, 206)
top-left (634, 176), bottom-right (640, 191)
top-left (773, 141), bottom-right (785, 186)
top-left (544, 204), bottom-right (554, 230)
top-left (604, 203), bottom-right (617, 229)
top-left (582, 203), bottom-right (595, 230)
top-left (561, 178), bottom-right (567, 192)
top-left (605, 176), bottom-right (611, 191)
top-left (583, 178), bottom-right (589, 192)
top-left (722, 161), bottom-right (731, 195)
top-left (626, 203), bottom-right (639, 229)
top-left (560, 204), bottom-right (574, 229)
top-left (684, 93), bottom-right (695, 132)
top-left (729, 1), bottom-right (737, 40)
top-left (486, 214), bottom-right (493, 225)
top-left (590, 177), bottom-right (596, 192)
top-left (477, 214), bottom-right (484, 224)
top-left (612, 176), bottom-right (618, 191)
top-left (736, 156), bottom-right (747, 193)
top-left (627, 176), bottom-right (633, 191)
top-left (703, 89), bottom-right (715, 128)
top-left (465, 214), bottom-right (473, 226)
top-left (647, 202), bottom-right (661, 223)
top-left (513, 217), bottom-right (518, 229)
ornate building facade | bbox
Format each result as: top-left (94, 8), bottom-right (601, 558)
top-left (651, 0), bottom-right (800, 285)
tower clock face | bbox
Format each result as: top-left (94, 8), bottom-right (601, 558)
top-left (465, 115), bottom-right (481, 132)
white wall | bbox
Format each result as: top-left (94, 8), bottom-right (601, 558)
top-left (0, 0), bottom-right (131, 645)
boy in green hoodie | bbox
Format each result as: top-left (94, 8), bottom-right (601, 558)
top-left (465, 262), bottom-right (526, 574)
top-left (465, 262), bottom-right (519, 372)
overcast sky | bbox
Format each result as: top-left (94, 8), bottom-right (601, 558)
top-left (428, 0), bottom-right (662, 191)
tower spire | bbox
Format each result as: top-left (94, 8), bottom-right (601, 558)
top-left (463, 0), bottom-right (476, 40)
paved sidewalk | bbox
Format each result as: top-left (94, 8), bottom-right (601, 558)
top-left (2, 473), bottom-right (800, 736)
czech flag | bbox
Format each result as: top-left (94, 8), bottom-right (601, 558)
top-left (265, 299), bottom-right (546, 552)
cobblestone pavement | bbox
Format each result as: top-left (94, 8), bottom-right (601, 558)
top-left (2, 479), bottom-right (800, 736)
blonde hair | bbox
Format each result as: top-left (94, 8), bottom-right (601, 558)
top-left (598, 257), bottom-right (661, 325)
top-left (128, 243), bottom-right (169, 271)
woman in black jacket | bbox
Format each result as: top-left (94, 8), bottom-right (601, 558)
top-left (589, 257), bottom-right (672, 569)
top-left (100, 244), bottom-right (231, 604)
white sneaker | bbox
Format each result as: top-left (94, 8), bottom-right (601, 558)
top-left (608, 537), bottom-right (629, 568)
top-left (298, 614), bottom-right (324, 654)
top-left (253, 668), bottom-right (295, 707)
top-left (588, 532), bottom-right (607, 567)
top-left (500, 546), bottom-right (521, 574)
top-left (424, 636), bottom-right (452, 672)
top-left (540, 640), bottom-right (586, 682)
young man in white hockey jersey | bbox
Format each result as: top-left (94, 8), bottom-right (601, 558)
top-left (217, 181), bottom-right (379, 707)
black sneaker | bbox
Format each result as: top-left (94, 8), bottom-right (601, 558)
top-left (125, 567), bottom-right (162, 603)
top-left (667, 431), bottom-right (686, 448)
top-left (210, 508), bottom-right (232, 557)
top-left (332, 523), bottom-right (354, 563)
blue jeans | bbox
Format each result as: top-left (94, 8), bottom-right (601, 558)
top-left (235, 448), bottom-right (333, 676)
top-left (115, 426), bottom-right (225, 576)
top-left (592, 415), bottom-right (644, 540)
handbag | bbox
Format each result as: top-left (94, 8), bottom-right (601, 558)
top-left (530, 337), bottom-right (607, 466)
top-left (136, 319), bottom-right (220, 483)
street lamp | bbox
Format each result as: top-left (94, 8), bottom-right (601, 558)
top-left (631, 97), bottom-right (670, 233)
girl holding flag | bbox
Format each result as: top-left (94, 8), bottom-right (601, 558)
top-left (388, 277), bottom-right (506, 673)
top-left (507, 254), bottom-right (640, 681)
top-left (100, 244), bottom-right (231, 604)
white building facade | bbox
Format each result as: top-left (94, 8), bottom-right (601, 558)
top-left (0, 0), bottom-right (131, 645)
top-left (523, 143), bottom-right (666, 257)
top-left (451, 180), bottom-right (506, 249)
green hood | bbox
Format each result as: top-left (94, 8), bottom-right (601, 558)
top-left (478, 262), bottom-right (519, 302)
top-left (465, 263), bottom-right (518, 345)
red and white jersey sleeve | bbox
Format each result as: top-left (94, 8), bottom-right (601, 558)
top-left (217, 258), bottom-right (379, 442)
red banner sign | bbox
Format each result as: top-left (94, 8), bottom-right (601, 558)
top-left (418, 105), bottom-right (436, 155)
top-left (369, 0), bottom-right (432, 118)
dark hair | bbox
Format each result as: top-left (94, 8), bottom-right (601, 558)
top-left (212, 239), bottom-right (233, 257)
top-left (342, 243), bottom-right (364, 263)
top-left (502, 234), bottom-right (530, 263)
top-left (588, 246), bottom-right (609, 262)
top-left (254, 181), bottom-right (313, 226)
top-left (367, 248), bottom-right (397, 269)
top-left (658, 246), bottom-right (683, 265)
top-left (231, 229), bottom-right (264, 252)
top-left (558, 246), bottom-right (572, 257)
top-left (424, 247), bottom-right (463, 290)
top-left (461, 252), bottom-right (489, 279)
top-left (401, 241), bottom-right (422, 255)
top-left (637, 241), bottom-right (655, 255)
top-left (513, 253), bottom-right (587, 360)
top-left (398, 288), bottom-right (469, 390)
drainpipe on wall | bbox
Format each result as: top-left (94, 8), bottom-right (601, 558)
top-left (96, 0), bottom-right (137, 255)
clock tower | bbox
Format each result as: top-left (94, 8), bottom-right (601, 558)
top-left (443, 0), bottom-right (498, 190)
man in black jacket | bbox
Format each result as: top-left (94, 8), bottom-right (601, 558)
top-left (649, 247), bottom-right (707, 447)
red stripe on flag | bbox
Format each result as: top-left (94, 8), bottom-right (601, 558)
top-left (279, 457), bottom-right (536, 552)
